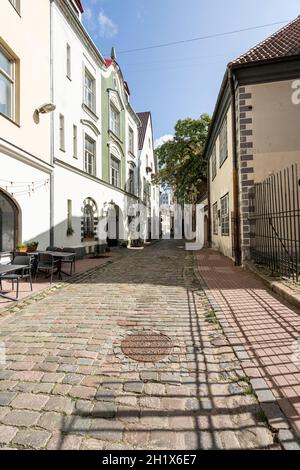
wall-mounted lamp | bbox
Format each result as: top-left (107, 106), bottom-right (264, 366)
top-left (36, 103), bottom-right (56, 115)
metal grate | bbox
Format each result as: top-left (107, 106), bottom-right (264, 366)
top-left (249, 163), bottom-right (300, 282)
top-left (121, 332), bottom-right (172, 362)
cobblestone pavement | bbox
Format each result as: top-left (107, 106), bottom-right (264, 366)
top-left (0, 241), bottom-right (277, 450)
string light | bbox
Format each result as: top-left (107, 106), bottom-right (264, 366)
top-left (0, 179), bottom-right (50, 198)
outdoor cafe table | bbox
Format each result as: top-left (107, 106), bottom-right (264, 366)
top-left (35, 251), bottom-right (74, 279)
top-left (0, 264), bottom-right (28, 301)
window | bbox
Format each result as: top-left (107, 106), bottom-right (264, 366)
top-left (221, 193), bottom-right (229, 236)
top-left (84, 68), bottom-right (96, 112)
top-left (9, 0), bottom-right (20, 13)
top-left (59, 114), bottom-right (65, 151)
top-left (213, 202), bottom-right (218, 235)
top-left (211, 146), bottom-right (217, 180)
top-left (219, 117), bottom-right (228, 167)
top-left (83, 204), bottom-right (94, 239)
top-left (128, 127), bottom-right (134, 154)
top-left (84, 135), bottom-right (96, 176)
top-left (110, 156), bottom-right (120, 187)
top-left (67, 199), bottom-right (73, 232)
top-left (66, 43), bottom-right (71, 79)
top-left (73, 125), bottom-right (77, 158)
top-left (128, 169), bottom-right (134, 194)
top-left (110, 104), bottom-right (120, 137)
top-left (0, 45), bottom-right (15, 120)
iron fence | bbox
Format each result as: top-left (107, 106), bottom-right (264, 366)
top-left (249, 163), bottom-right (300, 282)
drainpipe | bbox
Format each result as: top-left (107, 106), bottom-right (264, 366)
top-left (228, 68), bottom-right (241, 266)
top-left (49, 0), bottom-right (55, 246)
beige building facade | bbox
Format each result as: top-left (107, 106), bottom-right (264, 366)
top-left (0, 0), bottom-right (52, 257)
top-left (205, 17), bottom-right (300, 264)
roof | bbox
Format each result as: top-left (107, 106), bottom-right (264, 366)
top-left (105, 58), bottom-right (113, 68)
top-left (137, 112), bottom-right (151, 150)
top-left (230, 16), bottom-right (300, 66)
top-left (204, 16), bottom-right (300, 159)
top-left (72, 0), bottom-right (84, 13)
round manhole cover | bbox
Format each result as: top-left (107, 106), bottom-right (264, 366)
top-left (121, 332), bottom-right (173, 362)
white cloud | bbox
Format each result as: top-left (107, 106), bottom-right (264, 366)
top-left (98, 11), bottom-right (118, 38)
top-left (154, 134), bottom-right (173, 149)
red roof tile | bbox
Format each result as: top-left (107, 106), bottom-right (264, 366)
top-left (230, 16), bottom-right (300, 66)
top-left (73, 0), bottom-right (84, 13)
top-left (105, 58), bottom-right (113, 68)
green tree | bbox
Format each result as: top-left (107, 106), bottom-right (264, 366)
top-left (154, 113), bottom-right (211, 203)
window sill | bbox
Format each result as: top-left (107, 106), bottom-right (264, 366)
top-left (0, 112), bottom-right (20, 127)
top-left (219, 155), bottom-right (228, 169)
top-left (9, 3), bottom-right (21, 17)
top-left (82, 103), bottom-right (98, 121)
top-left (109, 130), bottom-right (123, 145)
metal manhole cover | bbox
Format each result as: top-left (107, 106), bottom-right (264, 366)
top-left (121, 333), bottom-right (173, 362)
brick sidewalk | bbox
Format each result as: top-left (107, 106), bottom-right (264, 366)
top-left (196, 249), bottom-right (300, 438)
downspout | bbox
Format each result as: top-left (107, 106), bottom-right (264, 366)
top-left (207, 163), bottom-right (212, 246)
top-left (49, 0), bottom-right (55, 245)
top-left (228, 68), bottom-right (241, 265)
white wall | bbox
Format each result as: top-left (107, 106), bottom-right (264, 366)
top-left (52, 3), bottom-right (102, 177)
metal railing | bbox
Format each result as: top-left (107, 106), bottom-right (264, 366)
top-left (249, 163), bottom-right (300, 282)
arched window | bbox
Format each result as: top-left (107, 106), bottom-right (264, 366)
top-left (83, 204), bottom-right (94, 238)
top-left (82, 198), bottom-right (98, 241)
top-left (0, 189), bottom-right (20, 252)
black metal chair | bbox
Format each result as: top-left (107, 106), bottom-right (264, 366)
top-left (35, 253), bottom-right (59, 285)
top-left (61, 248), bottom-right (76, 275)
top-left (46, 246), bottom-right (62, 252)
top-left (0, 256), bottom-right (33, 299)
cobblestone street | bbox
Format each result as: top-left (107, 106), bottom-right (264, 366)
top-left (0, 241), bottom-right (276, 450)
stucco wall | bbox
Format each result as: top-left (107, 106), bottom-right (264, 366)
top-left (52, 4), bottom-right (102, 177)
top-left (209, 106), bottom-right (234, 260)
top-left (249, 79), bottom-right (300, 181)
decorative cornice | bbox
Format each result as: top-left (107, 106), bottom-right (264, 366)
top-left (81, 119), bottom-right (101, 136)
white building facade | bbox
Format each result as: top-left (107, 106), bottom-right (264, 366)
top-left (0, 0), bottom-right (158, 260)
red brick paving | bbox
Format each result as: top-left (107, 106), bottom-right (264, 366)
top-left (196, 249), bottom-right (300, 437)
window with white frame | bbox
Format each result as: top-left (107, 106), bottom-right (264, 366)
top-left (213, 202), bottom-right (218, 235)
top-left (66, 43), bottom-right (71, 79)
top-left (110, 156), bottom-right (120, 187)
top-left (84, 134), bottom-right (96, 176)
top-left (110, 104), bottom-right (120, 137)
top-left (73, 124), bottom-right (77, 158)
top-left (84, 68), bottom-right (96, 112)
top-left (0, 45), bottom-right (15, 120)
top-left (221, 193), bottom-right (229, 236)
top-left (219, 117), bottom-right (228, 167)
top-left (59, 114), bottom-right (65, 151)
top-left (128, 126), bottom-right (134, 153)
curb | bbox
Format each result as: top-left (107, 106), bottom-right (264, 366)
top-left (244, 261), bottom-right (300, 310)
top-left (193, 253), bottom-right (300, 450)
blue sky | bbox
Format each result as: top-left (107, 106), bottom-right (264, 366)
top-left (82, 0), bottom-right (300, 144)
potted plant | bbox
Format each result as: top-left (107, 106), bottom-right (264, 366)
top-left (16, 242), bottom-right (39, 253)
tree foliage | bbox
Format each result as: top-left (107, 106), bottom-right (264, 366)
top-left (154, 114), bottom-right (211, 203)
